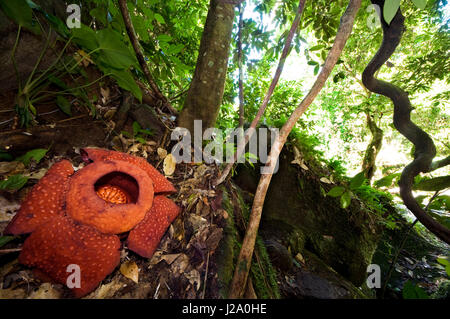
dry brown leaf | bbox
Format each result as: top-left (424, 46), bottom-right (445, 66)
top-left (0, 196), bottom-right (20, 222)
top-left (127, 143), bottom-right (142, 154)
top-left (28, 283), bottom-right (62, 299)
top-left (26, 168), bottom-right (48, 180)
top-left (163, 154), bottom-right (176, 176)
top-left (0, 161), bottom-right (25, 175)
top-left (320, 177), bottom-right (332, 184)
top-left (160, 253), bottom-right (182, 265)
top-left (295, 253), bottom-right (305, 264)
top-left (157, 148), bottom-right (168, 159)
top-left (76, 50), bottom-right (94, 66)
top-left (170, 254), bottom-right (190, 275)
top-left (184, 269), bottom-right (201, 291)
top-left (100, 87), bottom-right (110, 103)
top-left (119, 261), bottom-right (139, 284)
top-left (188, 214), bottom-right (207, 232)
top-left (87, 277), bottom-right (123, 299)
top-left (104, 109), bottom-right (117, 120)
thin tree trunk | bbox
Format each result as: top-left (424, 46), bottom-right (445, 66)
top-left (177, 0), bottom-right (237, 134)
top-left (227, 0), bottom-right (362, 298)
top-left (362, 111), bottom-right (383, 181)
top-left (117, 0), bottom-right (177, 114)
top-left (238, 3), bottom-right (245, 128)
top-left (215, 0), bottom-right (306, 186)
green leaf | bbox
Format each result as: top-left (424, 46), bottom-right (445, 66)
top-left (72, 25), bottom-right (98, 51)
top-left (374, 173), bottom-right (400, 188)
top-left (15, 148), bottom-right (47, 166)
top-left (341, 191), bottom-right (352, 209)
top-left (309, 45), bottom-right (323, 51)
top-left (0, 0), bottom-right (40, 34)
top-left (314, 65), bottom-right (320, 75)
top-left (402, 281), bottom-right (429, 299)
top-left (383, 0), bottom-right (401, 24)
top-left (96, 28), bottom-right (137, 69)
top-left (0, 151), bottom-right (14, 161)
top-left (132, 121), bottom-right (141, 137)
top-left (437, 257), bottom-right (449, 267)
top-left (307, 60), bottom-right (319, 66)
top-left (327, 186), bottom-right (346, 197)
top-left (108, 69), bottom-right (142, 102)
top-left (56, 95), bottom-right (72, 116)
top-left (42, 12), bottom-right (70, 37)
top-left (90, 7), bottom-right (107, 25)
top-left (157, 34), bottom-right (172, 42)
top-left (0, 236), bottom-right (15, 248)
top-left (154, 13), bottom-right (165, 24)
top-left (413, 176), bottom-right (450, 192)
top-left (48, 76), bottom-right (68, 90)
top-left (0, 174), bottom-right (29, 191)
top-left (349, 172), bottom-right (366, 190)
top-left (411, 0), bottom-right (427, 9)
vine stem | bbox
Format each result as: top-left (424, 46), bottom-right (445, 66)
top-left (118, 0), bottom-right (178, 115)
top-left (361, 0), bottom-right (449, 244)
top-left (227, 0), bottom-right (362, 298)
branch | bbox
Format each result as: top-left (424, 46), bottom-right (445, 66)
top-left (361, 0), bottom-right (450, 244)
top-left (430, 155), bottom-right (450, 171)
top-left (215, 0), bottom-right (307, 186)
top-left (227, 0), bottom-right (362, 298)
top-left (117, 0), bottom-right (178, 115)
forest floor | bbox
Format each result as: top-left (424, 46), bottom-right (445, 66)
top-left (0, 82), bottom-right (229, 298)
top-left (0, 81), bottom-right (449, 299)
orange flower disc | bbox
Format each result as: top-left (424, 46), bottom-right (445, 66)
top-left (96, 185), bottom-right (129, 204)
top-left (81, 148), bottom-right (176, 194)
top-left (66, 160), bottom-right (154, 234)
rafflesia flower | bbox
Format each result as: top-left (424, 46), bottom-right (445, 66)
top-left (4, 148), bottom-right (181, 297)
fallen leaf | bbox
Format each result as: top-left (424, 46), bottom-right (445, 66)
top-left (120, 261), bottom-right (139, 284)
top-left (28, 283), bottom-right (62, 299)
top-left (25, 168), bottom-right (48, 180)
top-left (0, 161), bottom-right (25, 175)
top-left (0, 196), bottom-right (20, 222)
top-left (163, 154), bottom-right (176, 176)
top-left (160, 253), bottom-right (182, 265)
top-left (295, 253), bottom-right (305, 264)
top-left (157, 148), bottom-right (168, 159)
top-left (320, 177), bottom-right (332, 184)
top-left (184, 269), bottom-right (201, 291)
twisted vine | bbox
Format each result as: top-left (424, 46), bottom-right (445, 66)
top-left (362, 0), bottom-right (450, 244)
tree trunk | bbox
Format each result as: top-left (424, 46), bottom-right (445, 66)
top-left (362, 112), bottom-right (383, 181)
top-left (177, 0), bottom-right (236, 133)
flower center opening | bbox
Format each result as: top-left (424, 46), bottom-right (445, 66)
top-left (94, 172), bottom-right (139, 204)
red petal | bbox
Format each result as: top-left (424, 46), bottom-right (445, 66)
top-left (127, 196), bottom-right (181, 258)
top-left (19, 216), bottom-right (120, 298)
top-left (66, 160), bottom-right (154, 234)
top-left (81, 148), bottom-right (176, 194)
top-left (4, 160), bottom-right (74, 235)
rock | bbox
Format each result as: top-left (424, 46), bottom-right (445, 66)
top-left (235, 142), bottom-right (382, 286)
top-left (282, 250), bottom-right (369, 299)
top-left (264, 239), bottom-right (293, 272)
